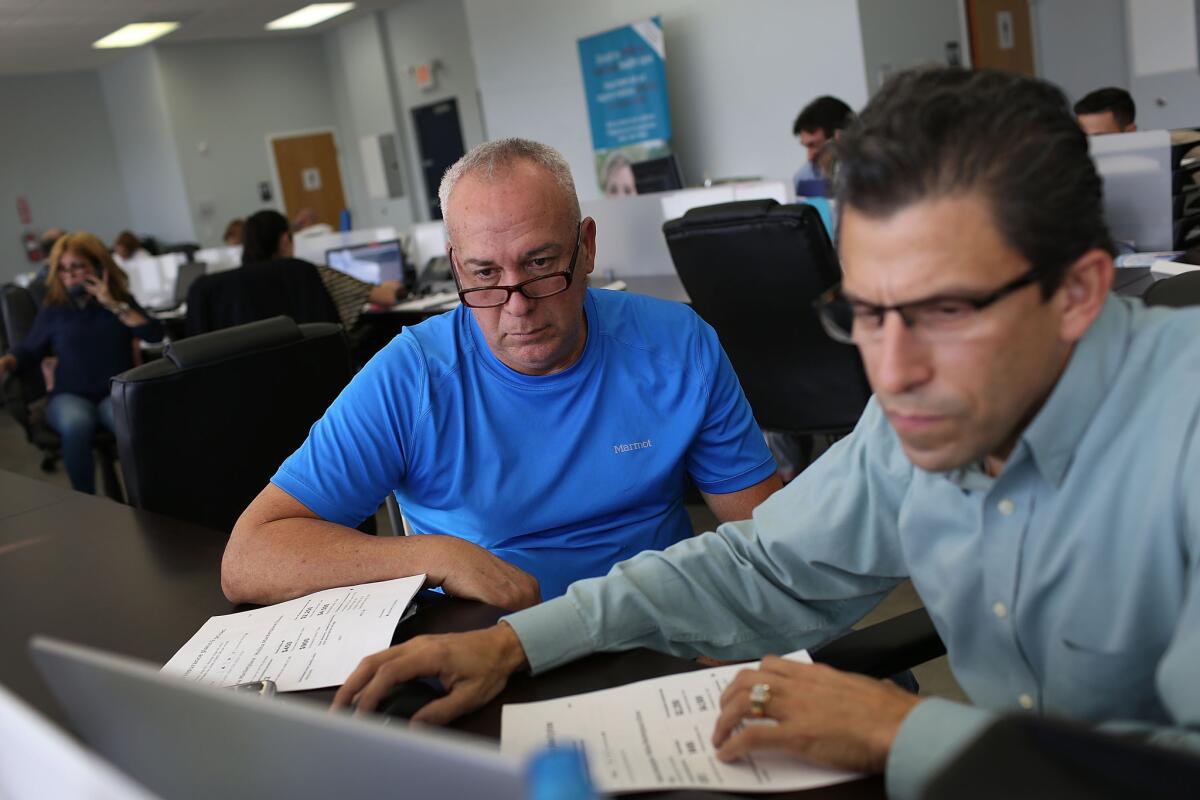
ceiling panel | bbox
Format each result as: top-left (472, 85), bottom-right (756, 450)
top-left (0, 0), bottom-right (400, 76)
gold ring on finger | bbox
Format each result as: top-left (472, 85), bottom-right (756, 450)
top-left (749, 682), bottom-right (771, 719)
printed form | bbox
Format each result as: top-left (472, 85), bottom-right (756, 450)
top-left (501, 650), bottom-right (860, 794)
top-left (161, 575), bottom-right (424, 692)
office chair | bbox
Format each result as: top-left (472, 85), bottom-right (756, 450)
top-left (1143, 270), bottom-right (1200, 308)
top-left (110, 316), bottom-right (357, 533)
top-left (663, 199), bottom-right (871, 440)
top-left (923, 713), bottom-right (1200, 799)
top-left (0, 284), bottom-right (123, 500)
top-left (184, 258), bottom-right (340, 337)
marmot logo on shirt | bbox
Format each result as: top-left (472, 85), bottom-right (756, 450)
top-left (613, 439), bottom-right (653, 454)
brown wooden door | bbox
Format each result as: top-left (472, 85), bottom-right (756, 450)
top-left (967, 0), bottom-right (1036, 76)
top-left (270, 131), bottom-right (347, 227)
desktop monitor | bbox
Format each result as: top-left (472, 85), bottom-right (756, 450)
top-left (1090, 129), bottom-right (1174, 251)
top-left (632, 155), bottom-right (685, 194)
top-left (325, 239), bottom-right (409, 285)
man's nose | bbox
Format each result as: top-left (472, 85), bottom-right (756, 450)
top-left (869, 312), bottom-right (933, 396)
top-left (503, 288), bottom-right (535, 315)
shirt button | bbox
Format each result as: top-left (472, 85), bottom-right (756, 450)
top-left (1018, 693), bottom-right (1034, 710)
top-left (993, 602), bottom-right (1008, 619)
top-left (997, 498), bottom-right (1016, 516)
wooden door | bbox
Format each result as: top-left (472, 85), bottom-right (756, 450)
top-left (270, 131), bottom-right (348, 227)
top-left (967, 0), bottom-right (1036, 76)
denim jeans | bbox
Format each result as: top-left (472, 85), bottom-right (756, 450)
top-left (44, 393), bottom-right (115, 494)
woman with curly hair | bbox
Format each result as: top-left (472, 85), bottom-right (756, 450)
top-left (0, 231), bottom-right (163, 493)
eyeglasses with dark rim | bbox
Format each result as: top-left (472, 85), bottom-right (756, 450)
top-left (452, 223), bottom-right (582, 309)
top-left (813, 266), bottom-right (1047, 344)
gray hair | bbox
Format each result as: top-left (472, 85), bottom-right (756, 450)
top-left (438, 138), bottom-right (581, 234)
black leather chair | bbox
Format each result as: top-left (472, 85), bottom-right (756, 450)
top-left (662, 200), bottom-right (871, 437)
top-left (1143, 270), bottom-right (1200, 308)
top-left (110, 316), bottom-right (355, 533)
top-left (0, 284), bottom-right (123, 499)
top-left (923, 713), bottom-right (1200, 799)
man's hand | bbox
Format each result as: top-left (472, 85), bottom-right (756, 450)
top-left (419, 535), bottom-right (541, 611)
top-left (712, 657), bottom-right (922, 774)
top-left (332, 622), bottom-right (528, 723)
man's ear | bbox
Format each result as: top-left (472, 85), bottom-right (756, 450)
top-left (580, 217), bottom-right (598, 277)
top-left (1055, 248), bottom-right (1113, 344)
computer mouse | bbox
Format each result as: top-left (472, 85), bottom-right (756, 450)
top-left (375, 678), bottom-right (446, 720)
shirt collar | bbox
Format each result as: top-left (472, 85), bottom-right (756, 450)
top-left (1017, 295), bottom-right (1131, 487)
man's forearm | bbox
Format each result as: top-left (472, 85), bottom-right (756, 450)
top-left (221, 518), bottom-right (436, 604)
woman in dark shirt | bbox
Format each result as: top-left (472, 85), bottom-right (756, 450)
top-left (0, 232), bottom-right (163, 493)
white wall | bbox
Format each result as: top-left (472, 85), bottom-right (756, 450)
top-left (462, 0), bottom-right (870, 202)
top-left (1031, 0), bottom-right (1129, 104)
top-left (99, 48), bottom-right (195, 245)
top-left (383, 0), bottom-right (488, 220)
top-left (857, 0), bottom-right (963, 94)
top-left (154, 37), bottom-right (345, 245)
top-left (1125, 0), bottom-right (1200, 129)
top-left (324, 13), bottom-right (417, 232)
top-left (0, 71), bottom-right (133, 280)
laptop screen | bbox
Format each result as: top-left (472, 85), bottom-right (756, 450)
top-left (325, 240), bottom-right (406, 285)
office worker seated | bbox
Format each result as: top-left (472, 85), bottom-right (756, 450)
top-left (335, 69), bottom-right (1200, 799)
top-left (1074, 86), bottom-right (1137, 135)
top-left (0, 232), bottom-right (163, 494)
top-left (792, 94), bottom-right (854, 190)
top-left (222, 138), bottom-right (781, 609)
top-left (239, 209), bottom-right (405, 332)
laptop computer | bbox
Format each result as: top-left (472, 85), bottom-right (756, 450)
top-left (30, 637), bottom-right (525, 800)
top-left (325, 239), bottom-right (412, 287)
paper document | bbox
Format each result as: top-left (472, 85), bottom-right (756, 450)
top-left (162, 575), bottom-right (424, 692)
top-left (501, 650), bottom-right (859, 794)
top-left (1151, 258), bottom-right (1200, 277)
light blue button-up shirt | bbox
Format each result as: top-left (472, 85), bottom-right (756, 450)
top-left (505, 296), bottom-right (1200, 798)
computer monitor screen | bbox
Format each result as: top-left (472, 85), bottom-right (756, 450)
top-left (325, 239), bottom-right (406, 285)
top-left (632, 155), bottom-right (684, 194)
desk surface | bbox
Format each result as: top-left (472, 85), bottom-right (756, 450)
top-left (0, 470), bottom-right (881, 798)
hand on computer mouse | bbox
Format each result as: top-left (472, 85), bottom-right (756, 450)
top-left (333, 623), bottom-right (528, 725)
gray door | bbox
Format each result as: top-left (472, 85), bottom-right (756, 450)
top-left (412, 98), bottom-right (467, 221)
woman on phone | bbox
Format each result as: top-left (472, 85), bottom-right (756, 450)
top-left (0, 231), bottom-right (163, 493)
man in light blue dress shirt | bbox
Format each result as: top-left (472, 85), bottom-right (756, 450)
top-left (336, 69), bottom-right (1200, 798)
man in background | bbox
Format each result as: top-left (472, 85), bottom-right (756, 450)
top-left (792, 95), bottom-right (854, 190)
top-left (1074, 87), bottom-right (1137, 135)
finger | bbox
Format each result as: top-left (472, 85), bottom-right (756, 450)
top-left (332, 651), bottom-right (389, 708)
top-left (715, 722), bottom-right (787, 763)
top-left (353, 647), bottom-right (447, 713)
top-left (711, 694), bottom-right (751, 747)
top-left (719, 668), bottom-right (767, 706)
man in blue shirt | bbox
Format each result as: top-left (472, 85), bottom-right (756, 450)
top-left (335, 70), bottom-right (1200, 798)
top-left (221, 138), bottom-right (780, 609)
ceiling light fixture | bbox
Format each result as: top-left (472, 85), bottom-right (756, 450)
top-left (266, 3), bottom-right (356, 31)
top-left (93, 22), bottom-right (180, 49)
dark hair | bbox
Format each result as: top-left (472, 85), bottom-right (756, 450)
top-left (836, 67), bottom-right (1114, 297)
top-left (1073, 87), bottom-right (1136, 129)
top-left (241, 210), bottom-right (290, 265)
top-left (793, 96), bottom-right (854, 137)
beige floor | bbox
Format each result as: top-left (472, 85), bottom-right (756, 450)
top-left (1, 409), bottom-right (966, 702)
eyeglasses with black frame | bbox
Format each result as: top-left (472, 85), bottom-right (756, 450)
top-left (813, 266), bottom-right (1048, 344)
top-left (452, 222), bottom-right (582, 309)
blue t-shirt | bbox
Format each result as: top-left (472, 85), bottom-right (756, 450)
top-left (273, 288), bottom-right (776, 598)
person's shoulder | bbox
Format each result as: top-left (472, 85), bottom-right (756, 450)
top-left (592, 287), bottom-right (708, 366)
top-left (592, 287), bottom-right (699, 335)
top-left (1125, 300), bottom-right (1200, 370)
top-left (381, 305), bottom-right (470, 378)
